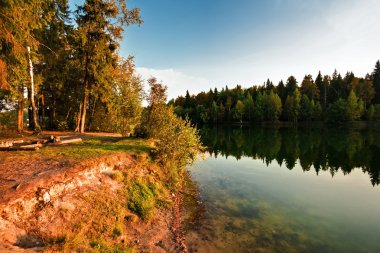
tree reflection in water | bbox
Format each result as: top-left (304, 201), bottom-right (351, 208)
top-left (200, 127), bottom-right (380, 186)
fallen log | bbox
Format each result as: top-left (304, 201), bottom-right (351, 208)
top-left (20, 143), bottom-right (43, 149)
top-left (0, 144), bottom-right (41, 151)
top-left (58, 138), bottom-right (82, 144)
top-left (12, 140), bottom-right (25, 144)
top-left (0, 141), bottom-right (13, 147)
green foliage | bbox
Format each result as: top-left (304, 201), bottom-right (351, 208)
top-left (90, 239), bottom-right (135, 253)
top-left (286, 76), bottom-right (298, 95)
top-left (300, 95), bottom-right (312, 121)
top-left (293, 88), bottom-right (301, 120)
top-left (374, 104), bottom-right (380, 121)
top-left (283, 89), bottom-right (300, 123)
top-left (373, 60), bottom-right (380, 103)
top-left (102, 58), bottom-right (143, 136)
top-left (346, 90), bottom-right (362, 121)
top-left (327, 98), bottom-right (349, 122)
top-left (254, 92), bottom-right (264, 121)
top-left (142, 79), bottom-right (202, 176)
top-left (127, 182), bottom-right (156, 220)
top-left (147, 106), bottom-right (202, 171)
top-left (311, 100), bottom-right (322, 121)
top-left (112, 225), bottom-right (122, 238)
top-left (0, 110), bottom-right (17, 130)
top-left (263, 91), bottom-right (282, 121)
top-left (110, 171), bottom-right (124, 182)
top-left (210, 101), bottom-right (218, 124)
top-left (244, 93), bottom-right (254, 121)
top-left (1, 0), bottom-right (380, 131)
top-left (366, 104), bottom-right (375, 120)
top-left (301, 74), bottom-right (320, 101)
top-left (234, 100), bottom-right (245, 122)
top-left (171, 61), bottom-right (380, 125)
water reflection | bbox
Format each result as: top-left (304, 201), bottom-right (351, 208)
top-left (200, 127), bottom-right (380, 186)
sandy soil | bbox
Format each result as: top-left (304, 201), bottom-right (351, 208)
top-left (0, 132), bottom-right (183, 252)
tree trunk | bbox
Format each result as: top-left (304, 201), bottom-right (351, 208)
top-left (17, 85), bottom-right (24, 133)
top-left (75, 102), bottom-right (83, 132)
top-left (41, 94), bottom-right (45, 129)
top-left (80, 84), bottom-right (88, 133)
top-left (88, 96), bottom-right (97, 131)
top-left (27, 46), bottom-right (40, 132)
top-left (79, 53), bottom-right (90, 133)
top-left (52, 93), bottom-right (57, 129)
top-left (27, 86), bottom-right (34, 129)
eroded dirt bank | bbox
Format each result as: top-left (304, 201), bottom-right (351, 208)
top-left (0, 150), bottom-right (183, 252)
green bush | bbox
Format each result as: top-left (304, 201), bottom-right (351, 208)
top-left (145, 106), bottom-right (203, 171)
top-left (326, 99), bottom-right (349, 122)
top-left (127, 182), bottom-right (155, 220)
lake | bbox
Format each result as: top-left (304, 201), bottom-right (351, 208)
top-left (186, 127), bottom-right (380, 253)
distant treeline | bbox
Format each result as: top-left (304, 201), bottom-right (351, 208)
top-left (201, 127), bottom-right (380, 186)
top-left (170, 61), bottom-right (380, 124)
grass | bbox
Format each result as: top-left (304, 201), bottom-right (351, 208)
top-left (47, 176), bottom-right (171, 251)
top-left (46, 186), bottom-right (133, 252)
top-left (110, 170), bottom-right (124, 182)
top-left (89, 239), bottom-right (136, 253)
top-left (0, 136), bottom-right (153, 163)
top-left (127, 181), bottom-right (156, 220)
top-left (38, 138), bottom-right (153, 161)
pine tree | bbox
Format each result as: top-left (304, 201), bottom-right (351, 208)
top-left (244, 93), bottom-right (254, 122)
top-left (300, 94), bottom-right (312, 121)
top-left (300, 74), bottom-right (320, 101)
top-left (75, 0), bottom-right (142, 133)
top-left (372, 60), bottom-right (380, 103)
top-left (184, 90), bottom-right (192, 108)
top-left (276, 80), bottom-right (286, 105)
top-left (286, 76), bottom-right (297, 96)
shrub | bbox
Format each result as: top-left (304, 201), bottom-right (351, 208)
top-left (145, 106), bottom-right (202, 172)
top-left (127, 182), bottom-right (155, 220)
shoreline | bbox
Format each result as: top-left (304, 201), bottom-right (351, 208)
top-left (0, 146), bottom-right (196, 252)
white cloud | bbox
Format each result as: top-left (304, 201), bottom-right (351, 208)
top-left (136, 67), bottom-right (212, 100)
top-left (134, 0), bottom-right (380, 98)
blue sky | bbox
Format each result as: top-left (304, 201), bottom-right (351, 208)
top-left (69, 0), bottom-right (380, 99)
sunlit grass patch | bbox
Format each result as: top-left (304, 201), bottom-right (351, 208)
top-left (36, 137), bottom-right (153, 161)
top-left (127, 181), bottom-right (156, 221)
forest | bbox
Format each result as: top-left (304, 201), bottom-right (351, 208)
top-left (0, 0), bottom-right (146, 134)
top-left (1, 1), bottom-right (380, 134)
top-left (170, 61), bottom-right (380, 125)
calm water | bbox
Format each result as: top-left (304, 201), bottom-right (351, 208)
top-left (187, 127), bottom-right (380, 253)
